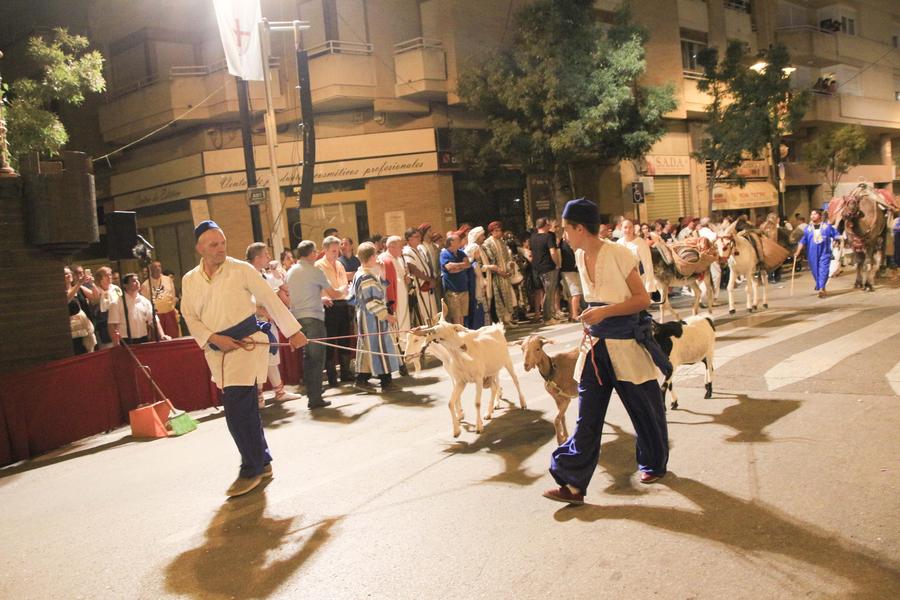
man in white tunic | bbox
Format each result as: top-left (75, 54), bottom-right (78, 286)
top-left (182, 221), bottom-right (308, 498)
top-left (544, 199), bottom-right (672, 506)
top-left (402, 228), bottom-right (438, 326)
top-left (617, 219), bottom-right (656, 294)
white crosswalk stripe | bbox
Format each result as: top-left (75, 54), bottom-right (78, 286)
top-left (764, 314), bottom-right (900, 390)
top-left (885, 362), bottom-right (900, 395)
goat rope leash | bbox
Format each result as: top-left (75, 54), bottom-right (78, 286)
top-left (580, 326), bottom-right (603, 386)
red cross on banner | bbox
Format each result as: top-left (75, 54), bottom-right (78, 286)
top-left (213, 0), bottom-right (264, 81)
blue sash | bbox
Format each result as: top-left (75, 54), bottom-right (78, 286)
top-left (587, 303), bottom-right (672, 379)
top-left (208, 315), bottom-right (278, 355)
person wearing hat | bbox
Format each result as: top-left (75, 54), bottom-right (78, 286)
top-left (403, 227), bottom-right (439, 326)
top-left (182, 221), bottom-right (309, 498)
top-left (482, 220), bottom-right (517, 326)
top-left (463, 226), bottom-right (488, 329)
top-left (543, 199), bottom-right (672, 505)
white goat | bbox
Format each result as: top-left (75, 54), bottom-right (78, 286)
top-left (715, 222), bottom-right (770, 314)
top-left (409, 308), bottom-right (526, 437)
top-left (652, 315), bottom-right (716, 410)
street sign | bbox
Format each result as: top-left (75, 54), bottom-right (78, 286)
top-left (247, 186), bottom-right (268, 206)
top-left (631, 181), bottom-right (645, 204)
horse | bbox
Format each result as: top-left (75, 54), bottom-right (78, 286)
top-left (649, 242), bottom-right (712, 322)
top-left (715, 220), bottom-right (774, 314)
top-left (828, 183), bottom-right (897, 292)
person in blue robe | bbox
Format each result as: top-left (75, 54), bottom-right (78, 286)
top-left (795, 209), bottom-right (841, 297)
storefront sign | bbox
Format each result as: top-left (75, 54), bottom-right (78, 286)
top-left (646, 155), bottom-right (691, 176)
top-left (735, 160), bottom-right (769, 179)
top-left (712, 182), bottom-right (778, 210)
top-left (384, 210), bottom-right (406, 236)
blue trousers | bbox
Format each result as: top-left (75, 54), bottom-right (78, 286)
top-left (550, 340), bottom-right (669, 493)
top-left (222, 384), bottom-right (271, 478)
top-left (299, 317), bottom-right (327, 404)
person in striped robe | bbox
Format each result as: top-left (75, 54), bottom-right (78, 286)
top-left (351, 242), bottom-right (400, 393)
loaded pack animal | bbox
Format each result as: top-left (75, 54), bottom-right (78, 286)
top-left (649, 237), bottom-right (715, 322)
top-left (407, 303), bottom-right (526, 437)
top-left (518, 335), bottom-right (579, 444)
top-left (715, 219), bottom-right (790, 314)
top-left (652, 316), bottom-right (716, 409)
top-left (828, 183), bottom-right (899, 292)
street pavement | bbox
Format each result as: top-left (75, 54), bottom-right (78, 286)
top-left (1, 270), bottom-right (899, 599)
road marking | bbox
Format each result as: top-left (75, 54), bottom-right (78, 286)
top-left (886, 362), bottom-right (900, 395)
top-left (764, 314), bottom-right (900, 390)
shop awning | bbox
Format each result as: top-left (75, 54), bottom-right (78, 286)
top-left (712, 181), bottom-right (778, 210)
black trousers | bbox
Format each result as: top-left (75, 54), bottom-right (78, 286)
top-left (323, 301), bottom-right (353, 383)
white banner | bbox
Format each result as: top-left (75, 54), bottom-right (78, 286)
top-left (212, 0), bottom-right (264, 81)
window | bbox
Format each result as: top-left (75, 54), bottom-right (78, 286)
top-left (818, 5), bottom-right (857, 36)
top-left (840, 15), bottom-right (855, 35)
top-left (681, 39), bottom-right (707, 75)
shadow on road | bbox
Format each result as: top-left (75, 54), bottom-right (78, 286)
top-left (165, 487), bottom-right (339, 599)
top-left (444, 407), bottom-right (555, 486)
top-left (670, 393), bottom-right (802, 443)
top-left (554, 474), bottom-right (900, 598)
top-left (597, 423), bottom-right (647, 496)
top-left (0, 434), bottom-right (147, 481)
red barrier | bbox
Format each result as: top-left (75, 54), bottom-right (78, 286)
top-left (0, 338), bottom-right (219, 466)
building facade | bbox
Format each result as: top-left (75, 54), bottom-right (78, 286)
top-left (2, 0), bottom-right (898, 279)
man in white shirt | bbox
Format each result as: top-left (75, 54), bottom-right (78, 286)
top-left (95, 266), bottom-right (122, 350)
top-left (182, 221), bottom-right (308, 498)
top-left (108, 273), bottom-right (168, 345)
top-left (247, 242), bottom-right (302, 407)
top-left (617, 219), bottom-right (656, 295)
top-left (140, 260), bottom-right (180, 338)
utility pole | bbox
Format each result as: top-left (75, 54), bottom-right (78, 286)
top-left (236, 76), bottom-right (264, 242)
top-left (258, 19), bottom-right (287, 252)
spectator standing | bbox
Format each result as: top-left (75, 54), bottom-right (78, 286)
top-left (403, 228), bottom-right (438, 326)
top-left (316, 236), bottom-right (354, 386)
top-left (598, 223), bottom-right (612, 240)
top-left (463, 226), bottom-right (488, 329)
top-left (141, 260), bottom-right (180, 338)
top-left (95, 266), bottom-right (122, 350)
top-left (247, 243), bottom-right (302, 406)
top-left (439, 232), bottom-right (472, 325)
top-left (65, 268), bottom-right (96, 354)
top-left (559, 236), bottom-right (583, 321)
top-left (279, 249), bottom-right (295, 275)
top-left (350, 242), bottom-right (400, 393)
top-left (618, 219), bottom-right (656, 295)
top-left (611, 216), bottom-right (625, 240)
top-left (529, 217), bottom-right (563, 323)
top-left (285, 241), bottom-right (345, 409)
top-left (338, 237), bottom-right (361, 281)
top-left (378, 235), bottom-right (413, 359)
top-left (418, 224), bottom-right (442, 305)
top-left (677, 217), bottom-right (698, 240)
top-left (109, 273), bottom-right (168, 345)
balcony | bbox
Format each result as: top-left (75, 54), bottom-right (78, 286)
top-left (393, 38), bottom-right (447, 100)
top-left (776, 26), bottom-right (894, 68)
top-left (307, 40), bottom-right (377, 112)
top-left (803, 93), bottom-right (900, 129)
top-left (98, 58), bottom-right (285, 144)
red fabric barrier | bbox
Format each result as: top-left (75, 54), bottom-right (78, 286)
top-left (0, 338), bottom-right (219, 467)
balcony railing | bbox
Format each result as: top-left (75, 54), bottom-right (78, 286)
top-left (724, 0), bottom-right (751, 13)
top-left (307, 40), bottom-right (373, 58)
top-left (394, 37), bottom-right (444, 54)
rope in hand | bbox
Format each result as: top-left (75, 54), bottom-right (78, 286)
top-left (579, 326), bottom-right (603, 386)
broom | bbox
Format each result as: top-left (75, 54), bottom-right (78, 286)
top-left (121, 342), bottom-right (198, 436)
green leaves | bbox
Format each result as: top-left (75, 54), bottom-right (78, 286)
top-left (455, 0), bottom-right (675, 179)
top-left (803, 124), bottom-right (868, 196)
top-left (2, 27), bottom-right (105, 167)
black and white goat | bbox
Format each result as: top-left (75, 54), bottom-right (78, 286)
top-left (652, 315), bottom-right (716, 409)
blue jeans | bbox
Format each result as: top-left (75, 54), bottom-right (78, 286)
top-left (299, 318), bottom-right (327, 404)
top-left (540, 270), bottom-right (560, 320)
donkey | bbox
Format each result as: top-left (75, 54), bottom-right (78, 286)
top-left (829, 183), bottom-right (895, 292)
top-left (715, 221), bottom-right (770, 314)
top-left (650, 243), bottom-right (712, 322)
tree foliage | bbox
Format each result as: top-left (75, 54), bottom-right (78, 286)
top-left (692, 41), bottom-right (809, 213)
top-left (803, 124), bottom-right (868, 198)
top-left (454, 0), bottom-right (676, 196)
top-left (2, 28), bottom-right (105, 167)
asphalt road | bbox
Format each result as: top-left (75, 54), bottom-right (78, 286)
top-left (1, 270), bottom-right (899, 599)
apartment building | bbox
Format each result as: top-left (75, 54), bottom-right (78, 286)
top-left (2, 0), bottom-right (898, 278)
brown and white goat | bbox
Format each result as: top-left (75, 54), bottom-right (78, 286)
top-left (409, 305), bottom-right (526, 437)
top-left (519, 335), bottom-right (579, 444)
top-left (652, 315), bottom-right (716, 409)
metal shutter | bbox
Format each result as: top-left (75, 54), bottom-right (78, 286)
top-left (647, 176), bottom-right (688, 222)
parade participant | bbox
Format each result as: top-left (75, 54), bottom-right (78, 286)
top-left (182, 221), bottom-right (308, 497)
top-left (892, 214), bottom-right (900, 279)
top-left (378, 235), bottom-right (412, 354)
top-left (794, 209), bottom-right (841, 298)
top-left (618, 219), bottom-right (656, 295)
top-left (247, 243), bottom-right (302, 407)
top-left (544, 198), bottom-right (671, 505)
top-left (482, 221), bottom-right (517, 326)
top-left (140, 260), bottom-right (180, 338)
top-left (440, 232), bottom-right (472, 325)
top-left (403, 227), bottom-right (438, 326)
top-left (463, 226), bottom-right (488, 329)
top-left (316, 236), bottom-right (354, 386)
top-left (351, 242), bottom-right (400, 393)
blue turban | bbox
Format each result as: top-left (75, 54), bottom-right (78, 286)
top-left (561, 198), bottom-right (599, 225)
top-left (193, 220), bottom-right (221, 240)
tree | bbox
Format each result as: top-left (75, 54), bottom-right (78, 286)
top-left (803, 124), bottom-right (868, 199)
top-left (693, 41), bottom-right (809, 215)
top-left (2, 28), bottom-right (105, 169)
top-left (454, 0), bottom-right (676, 207)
